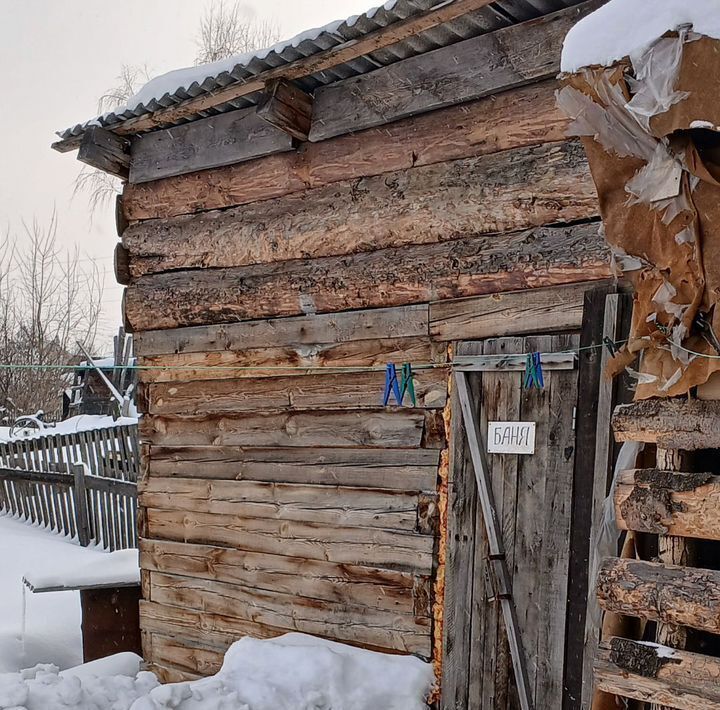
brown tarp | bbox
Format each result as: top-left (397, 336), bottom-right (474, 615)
top-left (560, 35), bottom-right (720, 399)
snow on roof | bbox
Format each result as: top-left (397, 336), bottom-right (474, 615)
top-left (561, 0), bottom-right (720, 73)
top-left (8, 414), bottom-right (138, 442)
top-left (23, 549), bottom-right (140, 593)
top-left (58, 0), bottom-right (588, 144)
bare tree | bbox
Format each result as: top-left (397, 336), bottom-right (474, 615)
top-left (0, 215), bottom-right (104, 420)
top-left (196, 0), bottom-right (280, 65)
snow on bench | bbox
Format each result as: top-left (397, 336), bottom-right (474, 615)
top-left (23, 548), bottom-right (139, 593)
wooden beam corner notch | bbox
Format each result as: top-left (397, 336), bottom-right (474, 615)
top-left (257, 78), bottom-right (313, 142)
top-left (78, 126), bottom-right (131, 180)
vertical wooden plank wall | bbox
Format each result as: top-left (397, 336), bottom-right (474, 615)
top-left (117, 40), bottom-right (610, 690)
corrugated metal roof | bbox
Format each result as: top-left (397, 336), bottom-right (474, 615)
top-left (58, 0), bottom-right (586, 142)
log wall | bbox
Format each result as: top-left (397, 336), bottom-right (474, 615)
top-left (119, 8), bottom-right (608, 687)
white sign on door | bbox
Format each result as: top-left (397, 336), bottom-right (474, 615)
top-left (487, 421), bottom-right (536, 455)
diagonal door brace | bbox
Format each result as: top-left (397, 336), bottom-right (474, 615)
top-left (454, 370), bottom-right (535, 710)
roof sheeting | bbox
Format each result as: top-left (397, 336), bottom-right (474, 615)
top-left (57, 0), bottom-right (585, 143)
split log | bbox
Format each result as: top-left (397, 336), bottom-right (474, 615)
top-left (146, 633), bottom-right (224, 677)
top-left (122, 79), bottom-right (568, 221)
top-left (137, 336), bottom-right (446, 384)
top-left (139, 539), bottom-right (426, 614)
top-left (128, 107), bottom-right (293, 183)
top-left (146, 445), bottom-right (440, 492)
top-left (145, 369), bottom-right (448, 415)
top-left (146, 571), bottom-right (431, 655)
top-left (139, 410), bottom-right (431, 449)
top-left (613, 399), bottom-right (720, 450)
top-left (123, 222), bottom-right (609, 331)
top-left (594, 637), bottom-right (720, 710)
top-left (144, 508), bottom-right (434, 572)
top-left (121, 141), bottom-right (598, 277)
top-left (310, 1), bottom-right (601, 141)
top-left (139, 477), bottom-right (437, 534)
top-left (133, 304), bottom-right (431, 358)
top-left (615, 468), bottom-right (720, 540)
top-left (597, 558), bottom-right (720, 634)
top-left (429, 282), bottom-right (607, 341)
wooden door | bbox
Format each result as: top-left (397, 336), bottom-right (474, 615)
top-left (442, 334), bottom-right (580, 710)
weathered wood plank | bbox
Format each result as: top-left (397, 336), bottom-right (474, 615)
top-left (129, 107), bottom-right (293, 183)
top-left (430, 282), bottom-right (605, 341)
top-left (122, 79), bottom-right (568, 221)
top-left (597, 558), bottom-right (720, 634)
top-left (257, 78), bottom-right (313, 142)
top-left (148, 571), bottom-right (431, 655)
top-left (133, 304), bottom-right (430, 357)
top-left (613, 399), bottom-right (720, 450)
top-left (147, 446), bottom-right (440, 492)
top-left (121, 141), bottom-right (598, 278)
top-left (138, 336), bottom-right (446, 383)
top-left (139, 539), bottom-right (423, 614)
top-left (148, 632), bottom-right (224, 677)
top-left (139, 477), bottom-right (436, 534)
top-left (139, 410), bottom-right (429, 448)
top-left (123, 221), bottom-right (609, 331)
top-left (594, 637), bottom-right (720, 710)
top-left (146, 368), bottom-right (448, 415)
top-left (78, 127), bottom-right (130, 179)
top-left (145, 508), bottom-right (434, 572)
top-left (615, 468), bottom-right (720, 540)
top-left (310, 2), bottom-right (601, 141)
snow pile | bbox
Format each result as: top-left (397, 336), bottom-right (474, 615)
top-left (8, 414), bottom-right (137, 442)
top-left (0, 634), bottom-right (433, 710)
top-left (24, 548), bottom-right (139, 592)
top-left (561, 0), bottom-right (720, 72)
top-left (0, 662), bottom-right (159, 710)
top-left (133, 634), bottom-right (434, 710)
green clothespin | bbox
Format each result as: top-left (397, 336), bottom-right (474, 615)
top-left (400, 363), bottom-right (417, 407)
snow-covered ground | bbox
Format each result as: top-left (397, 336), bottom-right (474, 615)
top-left (0, 515), bottom-right (111, 673)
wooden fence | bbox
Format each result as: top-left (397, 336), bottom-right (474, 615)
top-left (0, 424), bottom-right (139, 550)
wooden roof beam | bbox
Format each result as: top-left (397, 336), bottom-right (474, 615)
top-left (257, 79), bottom-right (313, 142)
top-left (52, 0), bottom-right (499, 153)
top-left (77, 127), bottom-right (130, 179)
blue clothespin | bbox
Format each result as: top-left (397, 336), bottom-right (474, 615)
top-left (524, 352), bottom-right (544, 390)
top-left (383, 363), bottom-right (402, 406)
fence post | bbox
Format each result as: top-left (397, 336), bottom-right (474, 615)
top-left (73, 463), bottom-right (91, 547)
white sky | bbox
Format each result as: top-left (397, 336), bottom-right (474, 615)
top-left (0, 0), bottom-right (376, 344)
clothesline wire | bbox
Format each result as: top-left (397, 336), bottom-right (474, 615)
top-left (0, 338), bottom-right (631, 373)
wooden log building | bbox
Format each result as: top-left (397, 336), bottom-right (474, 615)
top-left (53, 0), bottom-right (642, 707)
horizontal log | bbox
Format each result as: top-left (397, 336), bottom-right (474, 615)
top-left (613, 399), bottom-right (720, 450)
top-left (139, 477), bottom-right (437, 534)
top-left (133, 304), bottom-right (430, 357)
top-left (597, 558), bottom-right (720, 634)
top-left (139, 410), bottom-right (433, 449)
top-left (121, 79), bottom-right (568, 221)
top-left (310, 2), bottom-right (599, 142)
top-left (139, 539), bottom-right (426, 614)
top-left (138, 336), bottom-right (447, 383)
top-left (148, 571), bottom-right (431, 655)
top-left (146, 369), bottom-right (448, 415)
top-left (615, 468), bottom-right (720, 539)
top-left (129, 107), bottom-right (293, 183)
top-left (121, 140), bottom-right (597, 278)
top-left (429, 282), bottom-right (606, 341)
top-left (147, 662), bottom-right (202, 684)
top-left (595, 637), bottom-right (720, 709)
top-left (124, 221), bottom-right (609, 331)
top-left (146, 446), bottom-right (440, 492)
top-left (145, 507), bottom-right (434, 572)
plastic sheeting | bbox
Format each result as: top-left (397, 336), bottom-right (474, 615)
top-left (559, 32), bottom-right (720, 399)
